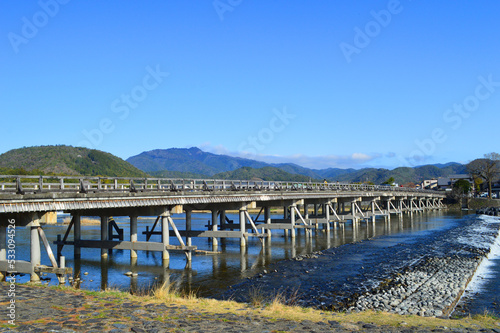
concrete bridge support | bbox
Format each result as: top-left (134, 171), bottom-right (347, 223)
top-left (239, 206), bottom-right (247, 248)
top-left (186, 209), bottom-right (193, 259)
top-left (101, 215), bottom-right (109, 257)
top-left (74, 214), bottom-right (81, 258)
top-left (371, 200), bottom-right (376, 223)
top-left (211, 210), bottom-right (218, 249)
top-left (130, 215), bottom-right (138, 259)
top-left (219, 210), bottom-right (226, 246)
top-left (0, 225), bottom-right (5, 281)
top-left (161, 212), bottom-right (170, 261)
top-left (325, 202), bottom-right (330, 232)
top-left (30, 218), bottom-right (41, 282)
top-left (290, 203), bottom-right (297, 239)
top-left (264, 206), bottom-right (271, 237)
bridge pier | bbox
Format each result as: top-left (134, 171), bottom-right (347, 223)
top-left (186, 209), bottom-right (193, 260)
top-left (239, 206), bottom-right (247, 248)
top-left (30, 222), bottom-right (41, 282)
top-left (264, 206), bottom-right (271, 237)
top-left (130, 215), bottom-right (138, 259)
top-left (220, 210), bottom-right (227, 246)
top-left (161, 212), bottom-right (170, 261)
top-left (211, 209), bottom-right (218, 249)
top-left (74, 214), bottom-right (81, 259)
top-left (325, 202), bottom-right (330, 232)
top-left (371, 200), bottom-right (376, 223)
top-left (101, 215), bottom-right (109, 258)
top-left (0, 225), bottom-right (5, 281)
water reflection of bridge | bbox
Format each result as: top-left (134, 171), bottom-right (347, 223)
top-left (0, 175), bottom-right (446, 283)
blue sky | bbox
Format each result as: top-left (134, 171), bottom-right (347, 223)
top-left (2, 1), bottom-right (499, 169)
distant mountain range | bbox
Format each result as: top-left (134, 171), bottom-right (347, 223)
top-left (127, 147), bottom-right (467, 184)
top-left (0, 145), bottom-right (467, 184)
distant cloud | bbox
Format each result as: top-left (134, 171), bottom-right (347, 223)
top-left (197, 143), bottom-right (386, 169)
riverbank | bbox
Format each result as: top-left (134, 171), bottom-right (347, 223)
top-left (1, 283), bottom-right (499, 332)
top-left (220, 214), bottom-right (500, 319)
top-left (447, 198), bottom-right (500, 211)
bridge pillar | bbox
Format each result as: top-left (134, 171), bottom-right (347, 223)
top-left (290, 203), bottom-right (296, 239)
top-left (101, 215), bottom-right (109, 257)
top-left (239, 206), bottom-right (247, 248)
top-left (30, 217), bottom-right (41, 282)
top-left (186, 209), bottom-right (193, 261)
top-left (325, 203), bottom-right (331, 232)
top-left (130, 215), bottom-right (138, 259)
top-left (264, 206), bottom-right (271, 237)
top-left (304, 204), bottom-right (309, 220)
top-left (211, 209), bottom-right (218, 249)
top-left (0, 225), bottom-right (5, 281)
top-left (220, 210), bottom-right (227, 246)
top-left (100, 256), bottom-right (108, 290)
top-left (74, 214), bottom-right (81, 258)
top-left (161, 212), bottom-right (170, 261)
top-left (371, 200), bottom-right (376, 223)
top-left (351, 201), bottom-right (357, 224)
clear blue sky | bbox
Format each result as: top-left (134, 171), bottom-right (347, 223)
top-left (2, 1), bottom-right (499, 169)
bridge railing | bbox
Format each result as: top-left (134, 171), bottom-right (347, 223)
top-left (0, 175), bottom-right (440, 195)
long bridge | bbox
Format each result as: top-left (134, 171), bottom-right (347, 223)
top-left (0, 175), bottom-right (446, 283)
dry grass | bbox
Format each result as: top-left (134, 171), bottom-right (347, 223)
top-left (44, 284), bottom-right (500, 330)
top-left (151, 280), bottom-right (197, 302)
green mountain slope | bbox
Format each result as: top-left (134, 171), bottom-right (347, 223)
top-left (0, 145), bottom-right (148, 177)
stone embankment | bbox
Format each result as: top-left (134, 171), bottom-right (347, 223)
top-left (350, 212), bottom-right (500, 317)
top-left (351, 255), bottom-right (481, 317)
top-left (477, 207), bottom-right (500, 216)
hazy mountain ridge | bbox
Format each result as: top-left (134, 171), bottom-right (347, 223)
top-left (127, 148), bottom-right (466, 184)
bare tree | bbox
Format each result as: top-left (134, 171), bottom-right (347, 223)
top-left (467, 152), bottom-right (500, 198)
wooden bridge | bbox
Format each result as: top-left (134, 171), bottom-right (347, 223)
top-left (0, 175), bottom-right (446, 283)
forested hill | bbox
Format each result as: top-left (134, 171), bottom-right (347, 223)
top-left (0, 145), bottom-right (148, 177)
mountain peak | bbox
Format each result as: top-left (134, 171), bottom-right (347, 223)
top-left (187, 147), bottom-right (202, 154)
